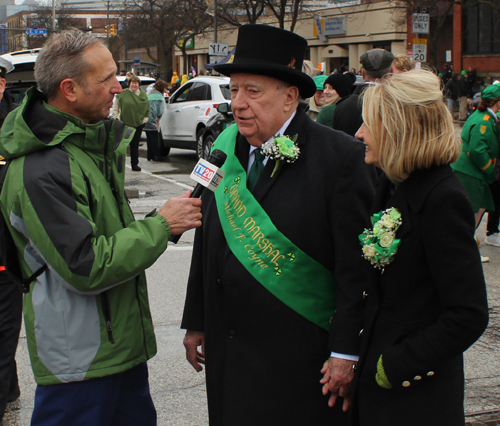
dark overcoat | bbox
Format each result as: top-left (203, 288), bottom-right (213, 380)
top-left (351, 166), bottom-right (489, 426)
top-left (332, 84), bottom-right (366, 136)
top-left (181, 107), bottom-right (377, 425)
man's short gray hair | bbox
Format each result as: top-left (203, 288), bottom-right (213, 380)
top-left (364, 67), bottom-right (392, 81)
top-left (34, 29), bottom-right (103, 100)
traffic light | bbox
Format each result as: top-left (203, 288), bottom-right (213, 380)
top-left (104, 25), bottom-right (109, 36)
top-left (110, 24), bottom-right (116, 36)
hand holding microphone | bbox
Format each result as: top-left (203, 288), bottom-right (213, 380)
top-left (169, 149), bottom-right (227, 243)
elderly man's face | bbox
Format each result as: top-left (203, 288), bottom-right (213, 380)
top-left (229, 73), bottom-right (298, 147)
top-left (72, 44), bottom-right (122, 123)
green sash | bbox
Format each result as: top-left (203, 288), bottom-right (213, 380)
top-left (213, 125), bottom-right (336, 331)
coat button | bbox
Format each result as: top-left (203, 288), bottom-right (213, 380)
top-left (402, 381), bottom-right (411, 387)
top-left (363, 291), bottom-right (368, 300)
top-left (359, 329), bottom-right (364, 336)
top-left (427, 371), bottom-right (435, 377)
top-left (414, 376), bottom-right (422, 381)
top-left (228, 329), bottom-right (236, 338)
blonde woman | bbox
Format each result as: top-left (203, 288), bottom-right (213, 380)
top-left (350, 70), bottom-right (488, 426)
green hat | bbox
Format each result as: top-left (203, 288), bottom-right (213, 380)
top-left (461, 70), bottom-right (468, 76)
top-left (313, 75), bottom-right (328, 90)
top-left (481, 85), bottom-right (500, 101)
top-left (438, 73), bottom-right (443, 77)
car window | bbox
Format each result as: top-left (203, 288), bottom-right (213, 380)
top-left (220, 84), bottom-right (231, 100)
top-left (187, 83), bottom-right (211, 101)
top-left (171, 82), bottom-right (194, 103)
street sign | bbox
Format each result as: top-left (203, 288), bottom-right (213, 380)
top-left (412, 13), bottom-right (430, 34)
top-left (208, 43), bottom-right (228, 56)
top-left (413, 44), bottom-right (427, 62)
top-left (26, 28), bottom-right (47, 35)
top-left (209, 55), bottom-right (226, 64)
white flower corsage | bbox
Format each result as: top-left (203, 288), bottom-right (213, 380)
top-left (359, 207), bottom-right (402, 272)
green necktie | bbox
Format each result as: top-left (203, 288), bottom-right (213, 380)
top-left (247, 149), bottom-right (266, 191)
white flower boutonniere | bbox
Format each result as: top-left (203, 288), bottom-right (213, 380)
top-left (261, 134), bottom-right (299, 177)
top-left (358, 208), bottom-right (402, 272)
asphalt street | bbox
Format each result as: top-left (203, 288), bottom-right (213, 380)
top-left (4, 138), bottom-right (500, 425)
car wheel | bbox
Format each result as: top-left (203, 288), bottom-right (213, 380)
top-left (196, 128), bottom-right (206, 159)
top-left (203, 134), bottom-right (215, 160)
top-left (158, 130), bottom-right (171, 157)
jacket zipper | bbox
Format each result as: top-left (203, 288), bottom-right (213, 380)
top-left (101, 292), bottom-right (115, 343)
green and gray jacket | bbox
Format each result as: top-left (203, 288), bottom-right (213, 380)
top-left (0, 88), bottom-right (171, 385)
top-left (452, 108), bottom-right (500, 184)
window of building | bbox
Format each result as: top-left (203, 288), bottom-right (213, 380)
top-left (464, 3), bottom-right (500, 53)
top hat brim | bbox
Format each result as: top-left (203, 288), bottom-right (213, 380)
top-left (214, 62), bottom-right (316, 99)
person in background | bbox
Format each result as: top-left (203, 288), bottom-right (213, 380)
top-left (0, 56), bottom-right (21, 426)
top-left (145, 79), bottom-right (167, 162)
top-left (0, 29), bottom-right (202, 426)
top-left (333, 49), bottom-right (394, 136)
top-left (113, 75), bottom-right (150, 171)
top-left (458, 70), bottom-right (470, 121)
top-left (444, 72), bottom-right (459, 118)
top-left (317, 72), bottom-right (355, 127)
top-left (451, 84), bottom-right (500, 262)
top-left (170, 71), bottom-right (178, 86)
top-left (180, 74), bottom-right (188, 86)
top-left (352, 69), bottom-right (488, 426)
top-left (307, 74), bottom-right (327, 121)
top-left (391, 53), bottom-right (414, 74)
top-left (118, 69), bottom-right (128, 89)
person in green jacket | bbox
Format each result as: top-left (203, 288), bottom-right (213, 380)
top-left (452, 84), bottom-right (500, 262)
top-left (317, 72), bottom-right (355, 127)
top-left (113, 75), bottom-right (150, 171)
top-left (0, 29), bottom-right (202, 426)
top-left (144, 79), bottom-right (168, 161)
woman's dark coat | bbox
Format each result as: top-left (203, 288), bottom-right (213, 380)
top-left (351, 166), bottom-right (489, 426)
top-left (182, 107), bottom-right (377, 425)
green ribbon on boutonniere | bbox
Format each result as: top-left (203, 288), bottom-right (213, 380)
top-left (261, 134), bottom-right (300, 177)
top-left (359, 208), bottom-right (402, 272)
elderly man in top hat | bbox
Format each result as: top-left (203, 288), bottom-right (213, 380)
top-left (182, 24), bottom-right (376, 425)
top-left (333, 48), bottom-right (394, 136)
top-left (0, 55), bottom-right (21, 426)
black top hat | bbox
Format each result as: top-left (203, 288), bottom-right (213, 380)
top-left (214, 24), bottom-right (316, 98)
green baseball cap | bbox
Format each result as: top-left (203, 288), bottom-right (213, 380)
top-left (481, 84), bottom-right (500, 101)
top-left (313, 75), bottom-right (328, 91)
top-left (461, 70), bottom-right (468, 75)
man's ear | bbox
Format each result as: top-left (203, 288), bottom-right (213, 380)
top-left (284, 85), bottom-right (300, 109)
top-left (0, 77), bottom-right (6, 95)
top-left (59, 78), bottom-right (78, 102)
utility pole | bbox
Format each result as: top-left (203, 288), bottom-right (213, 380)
top-left (214, 0), bottom-right (217, 43)
top-left (51, 0), bottom-right (56, 32)
top-left (106, 0), bottom-right (110, 47)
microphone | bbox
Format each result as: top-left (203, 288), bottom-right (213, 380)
top-left (170, 149), bottom-right (227, 244)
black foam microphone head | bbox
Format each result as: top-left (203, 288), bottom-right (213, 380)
top-left (207, 149), bottom-right (227, 168)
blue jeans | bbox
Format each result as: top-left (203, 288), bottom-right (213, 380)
top-left (31, 362), bottom-right (156, 426)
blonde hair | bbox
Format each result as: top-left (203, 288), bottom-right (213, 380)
top-left (361, 69), bottom-right (460, 183)
top-left (392, 53), bottom-right (414, 73)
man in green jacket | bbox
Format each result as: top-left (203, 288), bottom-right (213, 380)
top-left (0, 29), bottom-right (202, 426)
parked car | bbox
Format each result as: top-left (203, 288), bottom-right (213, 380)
top-left (2, 49), bottom-right (40, 104)
top-left (158, 76), bottom-right (231, 158)
top-left (198, 102), bottom-right (234, 159)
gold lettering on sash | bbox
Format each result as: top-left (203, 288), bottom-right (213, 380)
top-left (224, 182), bottom-right (283, 270)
